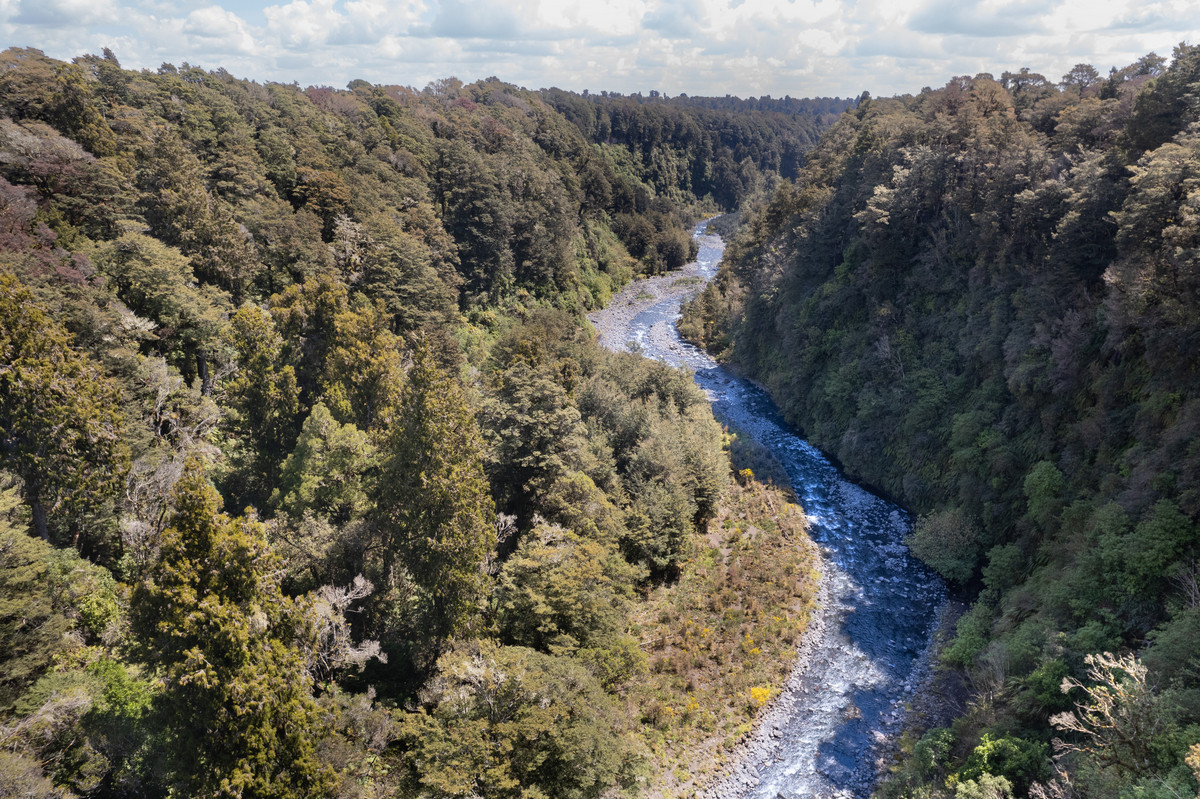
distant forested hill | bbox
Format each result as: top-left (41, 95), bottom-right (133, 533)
top-left (541, 87), bottom-right (844, 209)
top-left (683, 47), bottom-right (1200, 798)
top-left (0, 46), bottom-right (833, 797)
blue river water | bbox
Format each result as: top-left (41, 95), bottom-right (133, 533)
top-left (594, 223), bottom-right (946, 798)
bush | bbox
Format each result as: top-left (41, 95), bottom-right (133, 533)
top-left (908, 508), bottom-right (983, 585)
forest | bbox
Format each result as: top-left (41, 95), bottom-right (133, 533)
top-left (681, 47), bottom-right (1200, 798)
top-left (0, 46), bottom-right (828, 797)
top-left (4, 36), bottom-right (1200, 799)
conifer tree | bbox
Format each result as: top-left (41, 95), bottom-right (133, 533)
top-left (131, 459), bottom-right (332, 798)
top-left (221, 303), bottom-right (300, 507)
top-left (374, 342), bottom-right (495, 641)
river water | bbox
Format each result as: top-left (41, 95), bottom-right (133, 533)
top-left (592, 223), bottom-right (946, 798)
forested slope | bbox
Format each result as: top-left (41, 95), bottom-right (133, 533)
top-left (0, 47), bottom-right (834, 797)
top-left (541, 89), bottom-right (844, 209)
top-left (682, 48), bottom-right (1200, 798)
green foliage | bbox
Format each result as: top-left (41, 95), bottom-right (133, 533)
top-left (981, 544), bottom-right (1025, 593)
top-left (1121, 501), bottom-right (1198, 599)
top-left (0, 271), bottom-right (126, 549)
top-left (1023, 461), bottom-right (1065, 531)
top-left (943, 601), bottom-right (994, 670)
top-left (913, 727), bottom-right (956, 781)
top-left (952, 773), bottom-right (1012, 799)
top-left (0, 524), bottom-right (119, 710)
top-left (91, 231), bottom-right (230, 370)
top-left (1016, 657), bottom-right (1074, 717)
top-left (131, 459), bottom-right (333, 797)
top-left (272, 402), bottom-right (377, 523)
top-left (907, 509), bottom-right (983, 586)
top-left (374, 342), bottom-right (495, 640)
top-left (266, 275), bottom-right (405, 432)
top-left (1144, 608), bottom-right (1200, 686)
top-left (399, 640), bottom-right (640, 799)
top-left (573, 349), bottom-right (728, 578)
top-left (79, 657), bottom-right (160, 796)
top-left (482, 359), bottom-right (588, 514)
top-left (955, 734), bottom-right (1048, 795)
top-left (0, 48), bottom-right (117, 156)
top-left (494, 524), bottom-right (642, 673)
top-left (220, 303), bottom-right (301, 506)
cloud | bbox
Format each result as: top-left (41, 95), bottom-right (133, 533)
top-left (908, 0), bottom-right (1050, 38)
top-left (5, 0), bottom-right (1199, 101)
top-left (262, 0), bottom-right (343, 46)
top-left (425, 0), bottom-right (523, 38)
top-left (1101, 1), bottom-right (1200, 33)
top-left (642, 0), bottom-right (700, 39)
top-left (850, 30), bottom-right (941, 59)
top-left (460, 37), bottom-right (558, 56)
top-left (326, 0), bottom-right (423, 44)
top-left (184, 5), bottom-right (256, 52)
top-left (12, 0), bottom-right (119, 27)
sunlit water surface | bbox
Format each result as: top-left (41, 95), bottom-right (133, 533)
top-left (599, 223), bottom-right (946, 798)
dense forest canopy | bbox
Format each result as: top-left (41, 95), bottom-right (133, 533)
top-left (682, 45), bottom-right (1200, 798)
top-left (0, 46), bottom-right (830, 797)
top-left (4, 36), bottom-right (1200, 799)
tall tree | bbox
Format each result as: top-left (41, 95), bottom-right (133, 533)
top-left (373, 342), bottom-right (495, 642)
top-left (0, 271), bottom-right (125, 548)
top-left (131, 459), bottom-right (332, 798)
top-left (220, 303), bottom-right (300, 508)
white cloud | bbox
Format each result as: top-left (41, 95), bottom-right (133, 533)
top-left (262, 0), bottom-right (342, 46)
top-left (12, 0), bottom-right (120, 26)
top-left (184, 6), bottom-right (257, 52)
top-left (4, 0), bottom-right (1199, 97)
top-left (909, 0), bottom-right (1050, 38)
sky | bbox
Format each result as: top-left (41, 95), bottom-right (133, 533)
top-left (3, 0), bottom-right (1200, 99)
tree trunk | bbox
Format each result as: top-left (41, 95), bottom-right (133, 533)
top-left (198, 351), bottom-right (213, 396)
top-left (31, 497), bottom-right (49, 541)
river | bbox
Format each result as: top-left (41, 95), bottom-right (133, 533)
top-left (588, 222), bottom-right (946, 799)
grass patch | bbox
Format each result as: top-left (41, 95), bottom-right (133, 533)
top-left (628, 476), bottom-right (820, 795)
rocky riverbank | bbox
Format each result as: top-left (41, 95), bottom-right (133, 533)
top-left (588, 262), bottom-right (712, 352)
top-left (588, 223), bottom-right (947, 799)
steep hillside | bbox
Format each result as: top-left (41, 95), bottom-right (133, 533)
top-left (0, 47), bottom-right (836, 797)
top-left (683, 48), bottom-right (1200, 798)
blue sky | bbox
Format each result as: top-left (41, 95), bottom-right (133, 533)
top-left (3, 0), bottom-right (1199, 97)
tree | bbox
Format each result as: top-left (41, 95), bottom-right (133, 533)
top-left (400, 641), bottom-right (638, 799)
top-left (360, 212), bottom-right (458, 334)
top-left (0, 271), bottom-right (126, 547)
top-left (131, 459), bottom-right (332, 798)
top-left (137, 128), bottom-right (259, 301)
top-left (1023, 460), bottom-right (1065, 532)
top-left (0, 48), bottom-right (116, 157)
top-left (93, 231), bottom-right (230, 386)
top-left (266, 275), bottom-right (404, 432)
top-left (1060, 63), bottom-right (1100, 92)
top-left (906, 508), bottom-right (983, 585)
top-left (271, 402), bottom-right (376, 524)
top-left (1049, 652), bottom-right (1166, 778)
top-left (956, 734), bottom-right (1048, 795)
top-left (373, 342), bottom-right (495, 641)
top-left (481, 359), bottom-right (587, 515)
top-left (220, 304), bottom-right (300, 507)
top-left (0, 481), bottom-right (121, 712)
top-left (495, 524), bottom-right (641, 650)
